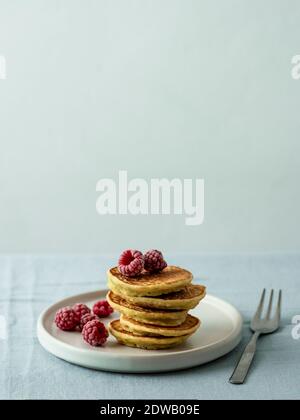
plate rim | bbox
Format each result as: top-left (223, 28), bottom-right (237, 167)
top-left (37, 288), bottom-right (243, 362)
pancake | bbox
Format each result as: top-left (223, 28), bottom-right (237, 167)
top-left (109, 320), bottom-right (192, 350)
top-left (107, 291), bottom-right (187, 326)
top-left (107, 266), bottom-right (193, 297)
top-left (108, 280), bottom-right (206, 310)
top-left (120, 314), bottom-right (200, 337)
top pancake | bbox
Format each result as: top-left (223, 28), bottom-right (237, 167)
top-left (107, 265), bottom-right (193, 297)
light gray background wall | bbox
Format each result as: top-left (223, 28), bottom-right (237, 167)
top-left (0, 0), bottom-right (299, 254)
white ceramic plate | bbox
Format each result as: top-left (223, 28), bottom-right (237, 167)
top-left (37, 289), bottom-right (243, 373)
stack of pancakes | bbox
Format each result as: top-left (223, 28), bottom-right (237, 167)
top-left (107, 266), bottom-right (206, 350)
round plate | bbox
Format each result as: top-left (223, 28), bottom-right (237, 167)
top-left (37, 289), bottom-right (243, 373)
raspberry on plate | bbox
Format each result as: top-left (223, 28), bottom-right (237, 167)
top-left (82, 319), bottom-right (109, 346)
top-left (79, 313), bottom-right (99, 331)
top-left (72, 303), bottom-right (91, 320)
top-left (54, 306), bottom-right (79, 331)
top-left (93, 300), bottom-right (113, 318)
top-left (118, 249), bottom-right (144, 277)
top-left (144, 249), bottom-right (167, 273)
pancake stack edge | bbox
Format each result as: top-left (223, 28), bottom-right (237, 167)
top-left (107, 266), bottom-right (206, 350)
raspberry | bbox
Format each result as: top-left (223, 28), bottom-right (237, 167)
top-left (54, 306), bottom-right (79, 331)
top-left (144, 249), bottom-right (167, 273)
top-left (72, 303), bottom-right (91, 320)
top-left (118, 249), bottom-right (144, 277)
top-left (82, 319), bottom-right (108, 346)
top-left (93, 300), bottom-right (113, 318)
top-left (79, 313), bottom-right (99, 331)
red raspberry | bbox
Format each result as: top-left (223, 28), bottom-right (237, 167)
top-left (79, 313), bottom-right (99, 331)
top-left (82, 319), bottom-right (108, 346)
top-left (72, 303), bottom-right (91, 320)
top-left (118, 249), bottom-right (144, 277)
top-left (144, 249), bottom-right (167, 273)
top-left (54, 306), bottom-right (79, 331)
top-left (93, 300), bottom-right (113, 318)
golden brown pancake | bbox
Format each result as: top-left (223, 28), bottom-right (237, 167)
top-left (108, 280), bottom-right (206, 310)
top-left (120, 314), bottom-right (200, 337)
top-left (109, 320), bottom-right (192, 350)
top-left (107, 266), bottom-right (193, 297)
top-left (107, 291), bottom-right (187, 326)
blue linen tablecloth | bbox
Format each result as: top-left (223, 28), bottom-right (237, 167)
top-left (0, 254), bottom-right (299, 400)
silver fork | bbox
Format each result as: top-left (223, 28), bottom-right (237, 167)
top-left (229, 289), bottom-right (282, 384)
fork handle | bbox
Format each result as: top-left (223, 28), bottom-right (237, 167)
top-left (229, 331), bottom-right (260, 384)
